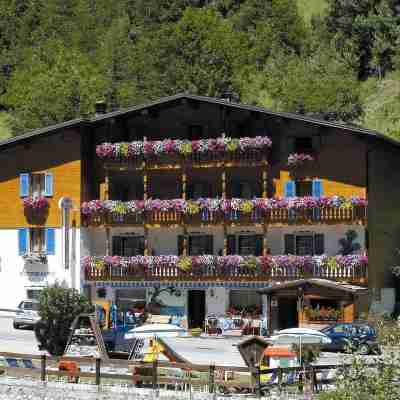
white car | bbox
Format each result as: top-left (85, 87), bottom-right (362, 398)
top-left (13, 300), bottom-right (40, 329)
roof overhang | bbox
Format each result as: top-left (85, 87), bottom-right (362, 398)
top-left (1, 93), bottom-right (399, 151)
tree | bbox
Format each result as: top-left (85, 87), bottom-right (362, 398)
top-left (2, 40), bottom-right (109, 133)
top-left (241, 45), bottom-right (363, 123)
top-left (325, 0), bottom-right (400, 79)
top-left (129, 7), bottom-right (250, 99)
top-left (35, 283), bottom-right (93, 356)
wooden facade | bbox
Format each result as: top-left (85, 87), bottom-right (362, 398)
top-left (0, 129), bottom-right (81, 228)
top-left (3, 94), bottom-right (400, 308)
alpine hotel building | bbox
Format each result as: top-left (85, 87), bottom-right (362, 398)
top-left (0, 94), bottom-right (399, 331)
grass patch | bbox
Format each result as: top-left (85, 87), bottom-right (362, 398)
top-left (297, 0), bottom-right (327, 24)
top-left (0, 112), bottom-right (12, 140)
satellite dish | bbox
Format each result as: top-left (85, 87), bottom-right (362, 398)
top-left (58, 197), bottom-right (73, 210)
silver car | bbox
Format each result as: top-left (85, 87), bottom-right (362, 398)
top-left (13, 300), bottom-right (40, 329)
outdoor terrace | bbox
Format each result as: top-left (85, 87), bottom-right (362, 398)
top-left (81, 198), bottom-right (367, 227)
top-left (96, 136), bottom-right (271, 170)
top-left (83, 255), bottom-right (368, 285)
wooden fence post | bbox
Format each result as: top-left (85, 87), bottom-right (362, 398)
top-left (209, 364), bottom-right (215, 394)
top-left (255, 366), bottom-right (261, 399)
top-left (95, 358), bottom-right (101, 386)
top-left (40, 354), bottom-right (46, 382)
top-left (152, 359), bottom-right (158, 390)
top-left (278, 367), bottom-right (283, 392)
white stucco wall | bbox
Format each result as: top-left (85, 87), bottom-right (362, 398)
top-left (0, 228), bottom-right (81, 309)
top-left (83, 224), bottom-right (365, 257)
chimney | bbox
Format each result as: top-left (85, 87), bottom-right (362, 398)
top-left (95, 100), bottom-right (107, 116)
top-left (220, 90), bottom-right (240, 103)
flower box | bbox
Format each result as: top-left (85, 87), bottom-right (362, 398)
top-left (23, 196), bottom-right (49, 211)
top-left (287, 153), bottom-right (315, 168)
top-left (96, 136), bottom-right (272, 161)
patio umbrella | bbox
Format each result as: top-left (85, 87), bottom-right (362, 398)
top-left (124, 323), bottom-right (187, 340)
top-left (268, 328), bottom-right (331, 366)
top-left (269, 328), bottom-right (332, 345)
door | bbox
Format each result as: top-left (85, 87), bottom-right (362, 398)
top-left (188, 290), bottom-right (206, 329)
top-left (278, 298), bottom-right (298, 330)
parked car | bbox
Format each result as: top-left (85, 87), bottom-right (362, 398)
top-left (13, 300), bottom-right (40, 329)
top-left (321, 322), bottom-right (381, 355)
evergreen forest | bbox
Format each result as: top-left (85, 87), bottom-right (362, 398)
top-left (0, 0), bottom-right (399, 139)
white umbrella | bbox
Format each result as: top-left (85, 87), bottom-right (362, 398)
top-left (270, 328), bottom-right (332, 345)
top-left (124, 323), bottom-right (187, 340)
top-left (269, 328), bottom-right (331, 366)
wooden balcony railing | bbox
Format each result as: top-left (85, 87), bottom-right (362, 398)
top-left (82, 206), bottom-right (367, 227)
top-left (83, 255), bottom-right (368, 285)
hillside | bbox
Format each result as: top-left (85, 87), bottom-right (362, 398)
top-left (0, 0), bottom-right (398, 140)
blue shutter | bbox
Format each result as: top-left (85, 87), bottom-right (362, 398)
top-left (43, 172), bottom-right (54, 197)
top-left (18, 228), bottom-right (29, 255)
top-left (312, 180), bottom-right (324, 198)
top-left (45, 228), bottom-right (56, 255)
top-left (19, 173), bottom-right (30, 197)
top-left (284, 181), bottom-right (296, 197)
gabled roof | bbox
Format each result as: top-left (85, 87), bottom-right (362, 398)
top-left (258, 278), bottom-right (368, 295)
top-left (0, 93), bottom-right (399, 150)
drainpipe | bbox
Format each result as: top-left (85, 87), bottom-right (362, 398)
top-left (59, 197), bottom-right (74, 287)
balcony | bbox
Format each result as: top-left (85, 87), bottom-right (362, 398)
top-left (83, 255), bottom-right (368, 285)
top-left (96, 136), bottom-right (271, 170)
top-left (81, 197), bottom-right (367, 227)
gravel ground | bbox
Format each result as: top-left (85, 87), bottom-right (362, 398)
top-left (0, 376), bottom-right (312, 400)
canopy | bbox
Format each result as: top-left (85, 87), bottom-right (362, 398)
top-left (269, 328), bottom-right (332, 345)
top-left (124, 323), bottom-right (187, 339)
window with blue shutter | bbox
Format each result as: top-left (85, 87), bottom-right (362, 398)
top-left (19, 173), bottom-right (30, 197)
top-left (312, 180), bottom-right (323, 198)
top-left (45, 228), bottom-right (56, 255)
top-left (284, 180), bottom-right (296, 197)
top-left (18, 228), bottom-right (29, 255)
top-left (312, 180), bottom-right (323, 220)
top-left (43, 172), bottom-right (54, 197)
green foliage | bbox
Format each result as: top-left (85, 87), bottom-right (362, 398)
top-left (0, 112), bottom-right (12, 140)
top-left (34, 283), bottom-right (93, 356)
top-left (325, 0), bottom-right (400, 79)
top-left (291, 343), bottom-right (321, 366)
top-left (242, 45), bottom-right (362, 122)
top-left (0, 0), bottom-right (398, 136)
top-left (318, 353), bottom-right (400, 400)
top-left (360, 71), bottom-right (400, 139)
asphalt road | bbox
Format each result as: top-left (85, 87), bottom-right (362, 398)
top-left (0, 316), bottom-right (378, 365)
top-left (0, 317), bottom-right (42, 354)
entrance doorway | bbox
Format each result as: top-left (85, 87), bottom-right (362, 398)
top-left (278, 298), bottom-right (298, 330)
top-left (187, 290), bottom-right (205, 329)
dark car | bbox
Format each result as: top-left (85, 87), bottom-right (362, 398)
top-left (321, 322), bottom-right (381, 355)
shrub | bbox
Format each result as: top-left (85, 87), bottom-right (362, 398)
top-left (34, 283), bottom-right (93, 355)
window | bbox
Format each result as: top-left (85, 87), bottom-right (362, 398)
top-left (30, 228), bottom-right (45, 253)
top-left (229, 290), bottom-right (261, 312)
top-left (284, 233), bottom-right (324, 255)
top-left (112, 236), bottom-right (145, 256)
top-left (187, 182), bottom-right (212, 199)
top-left (18, 228), bottom-right (55, 255)
top-left (238, 235), bottom-right (263, 256)
top-left (31, 174), bottom-right (45, 197)
top-left (19, 172), bottom-right (53, 197)
top-left (295, 137), bottom-right (313, 154)
top-left (178, 235), bottom-right (213, 255)
top-left (295, 235), bottom-right (314, 256)
top-left (189, 235), bottom-right (213, 255)
top-left (295, 181), bottom-right (312, 197)
top-left (284, 180), bottom-right (324, 198)
top-left (188, 125), bottom-right (204, 140)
